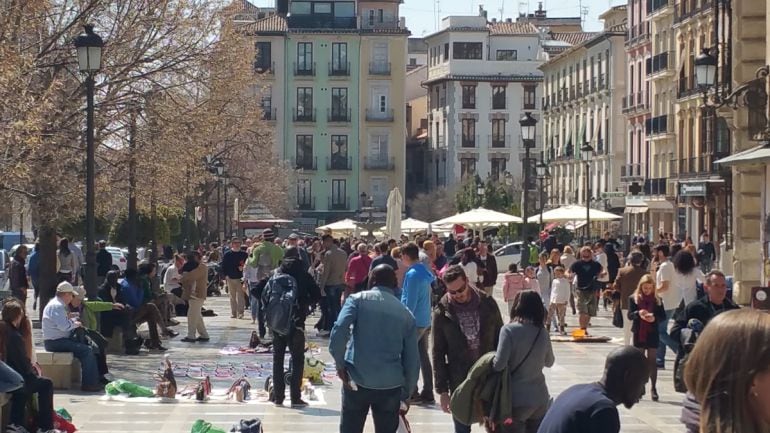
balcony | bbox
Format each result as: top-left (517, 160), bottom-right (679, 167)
top-left (326, 156), bottom-right (353, 171)
top-left (360, 17), bottom-right (404, 30)
top-left (293, 62), bottom-right (316, 77)
top-left (297, 197), bottom-right (316, 211)
top-left (436, 135), bottom-right (446, 148)
top-left (461, 135), bottom-right (479, 148)
top-left (647, 52), bottom-right (672, 77)
top-left (598, 74), bottom-right (606, 89)
top-left (327, 108), bottom-right (352, 123)
top-left (596, 138), bottom-right (605, 154)
top-left (287, 15), bottom-right (357, 29)
top-left (365, 108), bottom-right (394, 122)
top-left (645, 115), bottom-right (673, 137)
top-left (293, 156), bottom-right (318, 171)
top-left (293, 108), bottom-right (316, 123)
top-left (674, 1), bottom-right (708, 24)
top-left (677, 153), bottom-right (729, 177)
top-left (369, 61), bottom-right (391, 76)
top-left (669, 159), bottom-right (678, 177)
top-left (625, 22), bottom-right (650, 46)
top-left (328, 196), bottom-right (351, 211)
top-left (364, 156), bottom-right (395, 170)
top-left (647, 0), bottom-right (671, 14)
top-left (644, 178), bottom-right (667, 196)
top-left (328, 62), bottom-right (351, 77)
top-left (678, 75), bottom-right (699, 99)
top-left (622, 94), bottom-right (635, 113)
top-left (488, 135), bottom-right (511, 149)
top-left (254, 61), bottom-right (275, 75)
top-left (636, 92), bottom-right (648, 110)
top-left (621, 163), bottom-right (644, 181)
top-left (261, 108), bottom-right (277, 121)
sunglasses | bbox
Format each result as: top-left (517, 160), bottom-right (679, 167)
top-left (448, 284), bottom-right (467, 296)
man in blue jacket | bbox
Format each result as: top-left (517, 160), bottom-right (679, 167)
top-left (400, 242), bottom-right (436, 404)
top-left (330, 264), bottom-right (419, 433)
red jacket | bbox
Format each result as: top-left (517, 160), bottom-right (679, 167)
top-left (346, 254), bottom-right (373, 287)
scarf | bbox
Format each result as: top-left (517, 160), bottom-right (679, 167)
top-left (637, 293), bottom-right (657, 344)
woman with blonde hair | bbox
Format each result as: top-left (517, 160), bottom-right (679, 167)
top-left (627, 273), bottom-right (666, 401)
top-left (682, 309), bottom-right (770, 433)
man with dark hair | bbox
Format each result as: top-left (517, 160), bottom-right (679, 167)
top-left (613, 251), bottom-right (648, 345)
top-left (653, 243), bottom-right (676, 368)
top-left (433, 265), bottom-right (503, 433)
top-left (96, 240), bottom-right (113, 286)
top-left (318, 234), bottom-right (348, 336)
top-left (400, 242), bottom-right (435, 404)
top-left (569, 247), bottom-right (605, 333)
top-left (221, 238), bottom-right (249, 319)
top-left (330, 264), bottom-right (419, 432)
top-left (444, 234), bottom-right (457, 257)
top-left (370, 241), bottom-right (398, 271)
top-left (670, 270), bottom-right (739, 342)
top-left (536, 346), bottom-right (649, 433)
top-left (477, 240), bottom-right (497, 297)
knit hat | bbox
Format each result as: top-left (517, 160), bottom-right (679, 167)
top-left (262, 228), bottom-right (275, 241)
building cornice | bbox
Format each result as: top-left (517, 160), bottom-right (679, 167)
top-left (423, 74), bottom-right (544, 85)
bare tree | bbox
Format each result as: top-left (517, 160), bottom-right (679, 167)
top-left (408, 187), bottom-right (457, 222)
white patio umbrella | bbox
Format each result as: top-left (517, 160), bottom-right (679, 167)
top-left (436, 207), bottom-right (523, 231)
top-left (526, 205), bottom-right (621, 223)
top-left (384, 188), bottom-right (403, 239)
top-left (315, 218), bottom-right (359, 235)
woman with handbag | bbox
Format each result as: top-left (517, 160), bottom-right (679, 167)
top-left (492, 290), bottom-right (555, 433)
top-left (627, 274), bottom-right (667, 402)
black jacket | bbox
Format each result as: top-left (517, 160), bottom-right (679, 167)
top-left (8, 258), bottom-right (28, 297)
top-left (251, 258), bottom-right (322, 326)
top-left (481, 254), bottom-right (498, 287)
top-left (96, 249), bottom-right (113, 277)
top-left (432, 290), bottom-right (503, 394)
top-left (98, 282), bottom-right (127, 304)
top-left (4, 325), bottom-right (35, 383)
top-left (670, 296), bottom-right (740, 345)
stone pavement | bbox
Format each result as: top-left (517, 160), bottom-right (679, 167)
top-left (28, 274), bottom-right (688, 433)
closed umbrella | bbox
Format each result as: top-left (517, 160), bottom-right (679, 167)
top-left (385, 188), bottom-right (403, 240)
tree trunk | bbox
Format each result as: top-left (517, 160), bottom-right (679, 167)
top-left (37, 225), bottom-right (58, 321)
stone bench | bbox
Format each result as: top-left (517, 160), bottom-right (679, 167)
top-left (36, 351), bottom-right (81, 390)
top-left (106, 328), bottom-right (124, 354)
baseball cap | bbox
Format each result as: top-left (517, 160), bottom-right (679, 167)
top-left (288, 233), bottom-right (299, 240)
top-left (56, 281), bottom-right (75, 294)
top-left (73, 286), bottom-right (87, 299)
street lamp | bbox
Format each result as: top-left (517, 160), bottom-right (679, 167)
top-left (74, 24), bottom-right (104, 298)
top-left (694, 48), bottom-right (717, 90)
top-left (536, 160), bottom-right (550, 227)
top-left (519, 112), bottom-right (538, 243)
top-left (580, 143), bottom-right (595, 242)
top-left (476, 178), bottom-right (485, 207)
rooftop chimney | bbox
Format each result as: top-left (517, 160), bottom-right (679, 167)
top-left (479, 5), bottom-right (488, 19)
top-left (505, 18), bottom-right (513, 23)
top-left (534, 2), bottom-right (547, 18)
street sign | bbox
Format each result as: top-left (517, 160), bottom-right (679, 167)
top-left (601, 191), bottom-right (626, 199)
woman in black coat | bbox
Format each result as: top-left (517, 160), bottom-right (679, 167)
top-left (628, 274), bottom-right (667, 402)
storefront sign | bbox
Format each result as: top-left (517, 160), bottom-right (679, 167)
top-left (679, 182), bottom-right (707, 197)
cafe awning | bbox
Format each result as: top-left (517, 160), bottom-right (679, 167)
top-left (714, 144), bottom-right (770, 166)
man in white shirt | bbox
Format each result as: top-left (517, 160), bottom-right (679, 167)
top-left (42, 282), bottom-right (101, 391)
top-left (654, 244), bottom-right (678, 369)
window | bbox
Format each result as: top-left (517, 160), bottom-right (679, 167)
top-left (461, 119), bottom-right (476, 147)
top-left (492, 119), bottom-right (506, 147)
top-left (523, 86), bottom-right (536, 109)
top-left (460, 158), bottom-right (476, 178)
top-left (313, 2), bottom-right (331, 13)
top-left (452, 42), bottom-right (483, 60)
top-left (491, 158), bottom-right (506, 181)
top-left (331, 43), bottom-right (348, 74)
top-left (295, 135), bottom-right (314, 169)
top-left (297, 42), bottom-right (313, 73)
top-left (444, 43), bottom-right (449, 61)
top-left (334, 2), bottom-right (355, 17)
top-left (331, 179), bottom-right (347, 208)
top-left (296, 87), bottom-right (313, 120)
top-left (496, 50), bottom-right (517, 61)
top-left (255, 42), bottom-right (272, 71)
top-left (370, 134), bottom-right (389, 158)
top-left (261, 95), bottom-right (272, 120)
top-left (492, 85), bottom-right (506, 109)
top-left (331, 135), bottom-right (349, 169)
top-left (462, 85), bottom-right (476, 109)
top-left (291, 2), bottom-right (311, 14)
top-left (331, 88), bottom-right (348, 120)
top-left (409, 58), bottom-right (417, 66)
top-left (297, 179), bottom-right (312, 208)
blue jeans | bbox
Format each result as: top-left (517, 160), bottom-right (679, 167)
top-left (453, 417), bottom-right (471, 433)
top-left (340, 385), bottom-right (400, 433)
top-left (44, 337), bottom-right (99, 387)
top-left (325, 285), bottom-right (345, 331)
top-left (657, 309), bottom-right (677, 364)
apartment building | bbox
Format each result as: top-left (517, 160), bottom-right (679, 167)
top-left (541, 7), bottom-right (627, 216)
top-left (423, 11), bottom-right (545, 191)
top-left (620, 0), bottom-right (653, 233)
top-left (245, 0), bottom-right (408, 228)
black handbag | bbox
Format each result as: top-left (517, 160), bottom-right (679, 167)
top-left (612, 305), bottom-right (624, 328)
top-left (230, 418), bottom-right (263, 433)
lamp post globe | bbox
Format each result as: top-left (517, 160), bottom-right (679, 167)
top-left (580, 143), bottom-right (595, 162)
top-left (536, 160), bottom-right (548, 179)
top-left (694, 48), bottom-right (717, 89)
top-left (519, 112), bottom-right (537, 145)
top-left (74, 24), bottom-right (104, 73)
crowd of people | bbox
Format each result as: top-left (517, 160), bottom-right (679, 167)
top-left (0, 226), bottom-right (767, 433)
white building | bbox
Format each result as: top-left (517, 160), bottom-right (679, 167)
top-left (540, 6), bottom-right (628, 217)
top-left (423, 12), bottom-right (546, 189)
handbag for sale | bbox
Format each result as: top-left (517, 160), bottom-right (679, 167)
top-left (227, 377), bottom-right (251, 402)
top-left (195, 376), bottom-right (212, 401)
top-left (155, 356), bottom-right (177, 398)
top-left (230, 419), bottom-right (263, 433)
top-left (612, 305), bottom-right (624, 329)
top-left (249, 331), bottom-right (260, 349)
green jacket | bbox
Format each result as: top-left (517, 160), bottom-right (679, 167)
top-left (449, 352), bottom-right (513, 428)
top-left (80, 301), bottom-right (116, 331)
top-left (247, 242), bottom-right (284, 279)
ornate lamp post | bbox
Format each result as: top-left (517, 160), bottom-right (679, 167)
top-left (358, 192), bottom-right (379, 242)
top-left (519, 112), bottom-right (538, 241)
top-left (580, 143), bottom-right (595, 242)
top-left (536, 159), bottom-right (551, 227)
top-left (74, 24), bottom-right (104, 297)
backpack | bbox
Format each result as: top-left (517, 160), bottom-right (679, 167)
top-left (256, 248), bottom-right (275, 280)
top-left (261, 271), bottom-right (299, 336)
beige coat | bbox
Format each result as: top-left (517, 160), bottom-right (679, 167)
top-left (180, 263), bottom-right (208, 301)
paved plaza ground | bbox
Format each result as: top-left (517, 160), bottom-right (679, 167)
top-left (30, 274), bottom-right (688, 433)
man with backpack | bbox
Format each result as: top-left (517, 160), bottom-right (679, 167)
top-left (258, 247), bottom-right (321, 408)
top-left (248, 229), bottom-right (284, 282)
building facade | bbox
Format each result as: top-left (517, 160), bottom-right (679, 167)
top-left (541, 7), bottom-right (628, 222)
top-left (246, 0), bottom-right (408, 228)
top-left (423, 12), bottom-right (545, 191)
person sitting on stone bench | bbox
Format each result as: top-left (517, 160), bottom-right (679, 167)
top-left (1, 299), bottom-right (56, 432)
top-left (139, 262), bottom-right (178, 329)
top-left (42, 282), bottom-right (102, 392)
top-left (68, 286), bottom-right (123, 383)
top-left (98, 270), bottom-right (142, 353)
top-left (121, 268), bottom-right (169, 351)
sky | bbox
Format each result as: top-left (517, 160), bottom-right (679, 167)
top-left (247, 0), bottom-right (628, 36)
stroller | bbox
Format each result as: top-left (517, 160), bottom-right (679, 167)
top-left (206, 262), bottom-right (222, 297)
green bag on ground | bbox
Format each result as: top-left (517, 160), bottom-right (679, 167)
top-left (55, 408), bottom-right (72, 421)
top-left (191, 420), bottom-right (227, 433)
top-left (105, 379), bottom-right (155, 398)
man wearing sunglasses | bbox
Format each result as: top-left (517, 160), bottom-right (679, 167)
top-left (432, 265), bottom-right (504, 433)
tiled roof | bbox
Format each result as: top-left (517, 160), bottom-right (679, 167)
top-left (549, 32), bottom-right (600, 46)
top-left (225, 0), bottom-right (259, 14)
top-left (241, 15), bottom-right (287, 34)
top-left (488, 21), bottom-right (538, 35)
